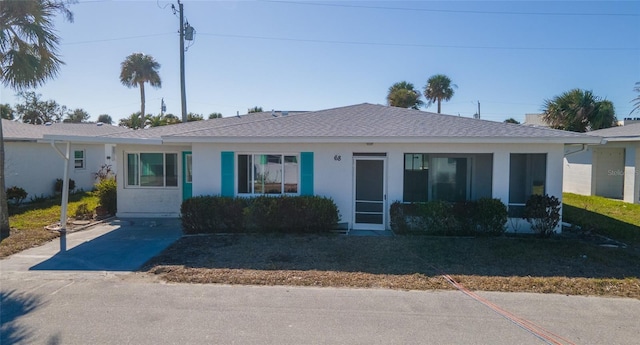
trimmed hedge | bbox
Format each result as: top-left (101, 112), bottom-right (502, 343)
top-left (390, 198), bottom-right (507, 236)
top-left (181, 195), bottom-right (339, 234)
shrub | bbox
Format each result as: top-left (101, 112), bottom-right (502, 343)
top-left (74, 203), bottom-right (93, 220)
top-left (94, 178), bottom-right (117, 215)
top-left (29, 194), bottom-right (48, 204)
top-left (54, 178), bottom-right (76, 194)
top-left (452, 201), bottom-right (477, 235)
top-left (524, 194), bottom-right (561, 238)
top-left (6, 186), bottom-right (28, 206)
top-left (390, 201), bottom-right (420, 234)
top-left (420, 200), bottom-right (459, 235)
top-left (181, 196), bottom-right (247, 234)
top-left (181, 195), bottom-right (339, 234)
top-left (94, 164), bottom-right (115, 181)
top-left (473, 198), bottom-right (508, 235)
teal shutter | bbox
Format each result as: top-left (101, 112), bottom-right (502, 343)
top-left (300, 152), bottom-right (314, 196)
top-left (221, 151), bottom-right (234, 196)
top-left (182, 151), bottom-right (192, 200)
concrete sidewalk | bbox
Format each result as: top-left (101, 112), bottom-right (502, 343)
top-left (0, 218), bottom-right (182, 275)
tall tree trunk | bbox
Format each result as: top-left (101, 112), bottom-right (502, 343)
top-left (0, 119), bottom-right (10, 240)
top-left (139, 81), bottom-right (146, 128)
top-left (437, 99), bottom-right (441, 114)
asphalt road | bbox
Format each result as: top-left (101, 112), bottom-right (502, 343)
top-left (1, 220), bottom-right (639, 345)
top-left (2, 274), bottom-right (640, 345)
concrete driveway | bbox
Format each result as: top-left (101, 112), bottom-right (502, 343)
top-left (1, 218), bottom-right (182, 274)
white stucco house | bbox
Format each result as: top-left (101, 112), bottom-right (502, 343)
top-left (2, 119), bottom-right (130, 199)
top-left (564, 123), bottom-right (640, 204)
top-left (41, 103), bottom-right (602, 232)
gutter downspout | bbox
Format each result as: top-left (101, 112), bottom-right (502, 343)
top-left (564, 138), bottom-right (607, 157)
top-left (50, 141), bottom-right (70, 252)
top-left (564, 144), bottom-right (587, 156)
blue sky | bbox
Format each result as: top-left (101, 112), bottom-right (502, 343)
top-left (1, 0), bottom-right (638, 123)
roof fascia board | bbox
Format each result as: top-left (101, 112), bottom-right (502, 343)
top-left (39, 135), bottom-right (163, 145)
top-left (599, 137), bottom-right (640, 142)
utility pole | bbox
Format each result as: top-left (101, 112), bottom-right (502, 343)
top-left (474, 101), bottom-right (481, 119)
top-left (178, 0), bottom-right (187, 123)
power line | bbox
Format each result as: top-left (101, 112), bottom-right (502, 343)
top-left (199, 32), bottom-right (638, 51)
top-left (262, 0), bottom-right (640, 17)
top-left (62, 33), bottom-right (173, 45)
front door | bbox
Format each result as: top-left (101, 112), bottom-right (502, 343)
top-left (353, 157), bottom-right (386, 230)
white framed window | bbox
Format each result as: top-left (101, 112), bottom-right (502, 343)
top-left (402, 153), bottom-right (493, 203)
top-left (126, 152), bottom-right (178, 188)
top-left (237, 154), bottom-right (299, 195)
top-left (508, 153), bottom-right (547, 217)
top-left (74, 150), bottom-right (85, 170)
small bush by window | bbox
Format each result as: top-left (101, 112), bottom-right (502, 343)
top-left (6, 186), bottom-right (28, 206)
top-left (524, 194), bottom-right (561, 238)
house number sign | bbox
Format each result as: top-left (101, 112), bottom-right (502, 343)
top-left (334, 155), bottom-right (341, 161)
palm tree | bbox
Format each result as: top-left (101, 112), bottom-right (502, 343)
top-left (119, 53), bottom-right (161, 121)
top-left (118, 112), bottom-right (151, 130)
top-left (542, 89), bottom-right (616, 132)
top-left (631, 82), bottom-right (640, 115)
top-left (0, 0), bottom-right (73, 240)
top-left (423, 74), bottom-right (457, 114)
top-left (386, 81), bottom-right (424, 110)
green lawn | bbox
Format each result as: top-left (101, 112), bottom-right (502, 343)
top-left (563, 193), bottom-right (640, 245)
top-left (0, 192), bottom-right (100, 258)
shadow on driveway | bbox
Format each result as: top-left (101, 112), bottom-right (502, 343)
top-left (30, 219), bottom-right (182, 271)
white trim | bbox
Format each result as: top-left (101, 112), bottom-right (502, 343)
top-left (73, 149), bottom-right (86, 170)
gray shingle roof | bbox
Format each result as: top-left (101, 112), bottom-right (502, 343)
top-left (99, 111), bottom-right (285, 139)
top-left (586, 123), bottom-right (640, 141)
top-left (163, 103), bottom-right (600, 144)
top-left (2, 119), bottom-right (132, 141)
top-left (38, 104), bottom-right (602, 145)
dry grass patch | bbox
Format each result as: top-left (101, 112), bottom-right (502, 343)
top-left (0, 193), bottom-right (99, 258)
top-left (145, 234), bottom-right (640, 299)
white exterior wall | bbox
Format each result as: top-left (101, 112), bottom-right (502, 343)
top-left (5, 141), bottom-right (110, 199)
top-left (563, 147), bottom-right (594, 196)
top-left (189, 142), bottom-right (565, 232)
top-left (624, 143), bottom-right (639, 204)
top-left (116, 144), bottom-right (190, 218)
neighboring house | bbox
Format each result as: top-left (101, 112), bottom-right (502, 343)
top-left (564, 123), bottom-right (640, 204)
top-left (523, 113), bottom-right (550, 127)
top-left (2, 119), bottom-right (131, 199)
top-left (42, 104), bottom-right (601, 232)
